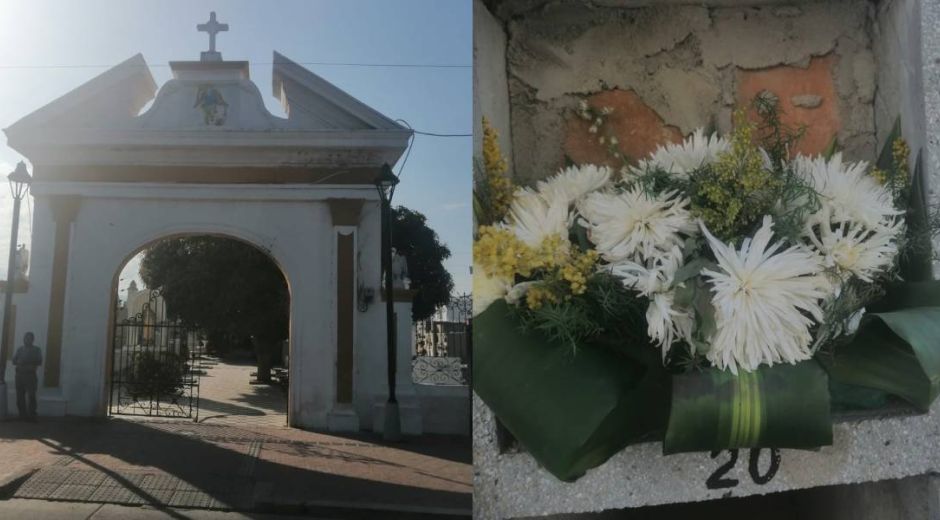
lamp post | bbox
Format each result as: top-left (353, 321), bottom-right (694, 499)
top-left (375, 163), bottom-right (401, 441)
top-left (0, 161), bottom-right (32, 420)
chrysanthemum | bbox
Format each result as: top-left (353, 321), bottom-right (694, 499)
top-left (506, 188), bottom-right (570, 248)
top-left (609, 246), bottom-right (693, 354)
top-left (632, 129), bottom-right (729, 179)
top-left (793, 153), bottom-right (900, 229)
top-left (701, 216), bottom-right (828, 374)
top-left (579, 188), bottom-right (696, 264)
top-left (807, 218), bottom-right (901, 284)
top-left (537, 164), bottom-right (611, 206)
top-left (472, 266), bottom-right (511, 317)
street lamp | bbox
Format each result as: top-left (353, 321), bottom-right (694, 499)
top-left (375, 163), bottom-right (401, 441)
top-left (0, 161), bottom-right (32, 420)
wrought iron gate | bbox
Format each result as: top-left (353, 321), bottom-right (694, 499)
top-left (109, 289), bottom-right (201, 420)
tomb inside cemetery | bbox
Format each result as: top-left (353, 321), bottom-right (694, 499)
top-left (0, 17), bottom-right (469, 437)
top-left (473, 0), bottom-right (940, 517)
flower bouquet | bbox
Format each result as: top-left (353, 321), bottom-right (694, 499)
top-left (472, 102), bottom-right (940, 482)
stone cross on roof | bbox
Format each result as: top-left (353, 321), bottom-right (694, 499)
top-left (197, 12), bottom-right (228, 62)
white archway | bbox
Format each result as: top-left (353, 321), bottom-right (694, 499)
top-left (2, 52), bottom-right (421, 433)
top-left (107, 230), bottom-right (294, 423)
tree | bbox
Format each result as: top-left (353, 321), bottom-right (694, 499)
top-left (392, 206), bottom-right (454, 321)
top-left (140, 237), bottom-right (288, 382)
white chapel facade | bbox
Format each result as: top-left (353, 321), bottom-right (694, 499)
top-left (0, 21), bottom-right (423, 433)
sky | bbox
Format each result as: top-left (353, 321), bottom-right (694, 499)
top-left (0, 0), bottom-right (472, 297)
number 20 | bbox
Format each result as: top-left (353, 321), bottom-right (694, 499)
top-left (705, 448), bottom-right (781, 489)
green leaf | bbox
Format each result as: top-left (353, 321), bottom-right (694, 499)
top-left (664, 361), bottom-right (832, 454)
top-left (899, 149), bottom-right (933, 281)
top-left (823, 134), bottom-right (841, 160)
top-left (672, 258), bottom-right (711, 285)
top-left (473, 300), bottom-right (668, 481)
top-left (875, 117), bottom-right (901, 172)
top-left (829, 282), bottom-right (940, 412)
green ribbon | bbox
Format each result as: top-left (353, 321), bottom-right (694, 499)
top-left (473, 281), bottom-right (940, 480)
top-left (664, 361), bottom-right (832, 454)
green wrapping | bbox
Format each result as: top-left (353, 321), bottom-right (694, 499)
top-left (663, 361), bottom-right (832, 455)
top-left (473, 300), bottom-right (668, 482)
top-left (829, 282), bottom-right (940, 412)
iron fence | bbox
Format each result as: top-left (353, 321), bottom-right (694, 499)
top-left (109, 289), bottom-right (202, 420)
top-left (412, 293), bottom-right (471, 385)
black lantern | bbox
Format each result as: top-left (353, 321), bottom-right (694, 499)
top-left (0, 161), bottom-right (31, 390)
top-left (375, 163), bottom-right (401, 441)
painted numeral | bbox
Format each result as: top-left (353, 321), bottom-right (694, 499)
top-left (705, 448), bottom-right (780, 489)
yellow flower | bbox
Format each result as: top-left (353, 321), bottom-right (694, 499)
top-left (525, 284), bottom-right (560, 309)
top-left (480, 117), bottom-right (514, 223)
top-left (870, 167), bottom-right (888, 185)
top-left (692, 110), bottom-right (777, 238)
top-left (892, 137), bottom-right (910, 177)
top-left (473, 226), bottom-right (536, 280)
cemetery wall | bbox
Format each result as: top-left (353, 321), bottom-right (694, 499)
top-left (474, 0), bottom-right (514, 172)
top-left (499, 0), bottom-right (881, 185)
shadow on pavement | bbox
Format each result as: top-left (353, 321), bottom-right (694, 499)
top-left (0, 417), bottom-right (471, 516)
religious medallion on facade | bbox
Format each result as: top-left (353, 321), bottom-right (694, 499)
top-left (194, 85), bottom-right (228, 126)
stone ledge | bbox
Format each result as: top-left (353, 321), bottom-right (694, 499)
top-left (473, 393), bottom-right (940, 518)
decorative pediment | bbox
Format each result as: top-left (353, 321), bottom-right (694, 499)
top-left (5, 54), bottom-right (157, 132)
top-left (4, 52), bottom-right (411, 173)
top-left (272, 52), bottom-right (406, 131)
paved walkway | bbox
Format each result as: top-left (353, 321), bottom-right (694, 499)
top-left (0, 418), bottom-right (471, 518)
top-left (193, 355), bottom-right (287, 428)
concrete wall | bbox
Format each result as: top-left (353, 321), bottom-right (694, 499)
top-left (500, 0), bottom-right (881, 184)
top-left (417, 384), bottom-right (471, 436)
top-left (872, 0), bottom-right (926, 163)
top-left (2, 182), bottom-right (395, 433)
top-left (473, 0), bottom-right (514, 172)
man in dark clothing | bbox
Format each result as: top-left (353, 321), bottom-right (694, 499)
top-left (12, 332), bottom-right (41, 421)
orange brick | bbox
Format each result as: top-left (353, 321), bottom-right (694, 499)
top-left (737, 55), bottom-right (840, 157)
top-left (564, 89), bottom-right (683, 167)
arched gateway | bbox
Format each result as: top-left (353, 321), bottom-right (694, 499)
top-left (1, 41), bottom-right (421, 432)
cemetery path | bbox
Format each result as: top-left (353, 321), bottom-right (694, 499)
top-left (0, 417), bottom-right (472, 518)
top-left (192, 354), bottom-right (288, 429)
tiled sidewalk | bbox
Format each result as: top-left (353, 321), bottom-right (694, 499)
top-left (0, 418), bottom-right (471, 517)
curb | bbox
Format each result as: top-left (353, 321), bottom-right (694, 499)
top-left (252, 498), bottom-right (472, 519)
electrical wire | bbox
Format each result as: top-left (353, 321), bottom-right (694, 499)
top-left (394, 119), bottom-right (417, 182)
top-left (411, 129), bottom-right (472, 137)
top-left (0, 61), bottom-right (470, 70)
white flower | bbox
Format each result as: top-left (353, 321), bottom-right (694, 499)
top-left (845, 308), bottom-right (865, 335)
top-left (647, 292), bottom-right (694, 356)
top-left (632, 129), bottom-right (729, 179)
top-left (472, 266), bottom-right (511, 317)
top-left (505, 281), bottom-right (536, 305)
top-left (793, 153), bottom-right (900, 229)
top-left (807, 218), bottom-right (901, 284)
top-left (701, 216), bottom-right (829, 374)
top-left (609, 246), bottom-right (693, 355)
top-left (536, 165), bottom-right (612, 207)
top-left (579, 187), bottom-right (696, 264)
top-left (506, 187), bottom-right (570, 248)
top-left (608, 246), bottom-right (683, 295)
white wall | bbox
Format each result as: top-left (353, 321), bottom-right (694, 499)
top-left (9, 182), bottom-right (389, 431)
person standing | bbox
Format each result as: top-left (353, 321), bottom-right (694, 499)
top-left (12, 332), bottom-right (41, 421)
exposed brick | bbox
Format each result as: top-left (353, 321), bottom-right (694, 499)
top-left (564, 89), bottom-right (683, 168)
top-left (737, 54), bottom-right (840, 156)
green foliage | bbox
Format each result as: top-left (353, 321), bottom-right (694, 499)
top-left (141, 237), bottom-right (289, 353)
top-left (392, 206), bottom-right (455, 321)
top-left (125, 351), bottom-right (186, 400)
top-left (687, 111), bottom-right (779, 240)
top-left (514, 271), bottom-right (648, 354)
top-left (751, 91), bottom-right (806, 167)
